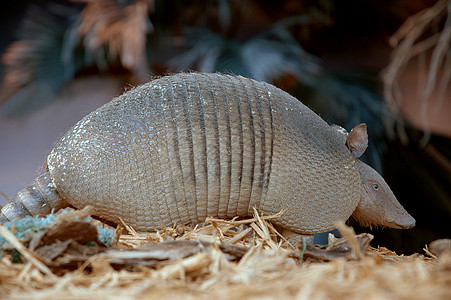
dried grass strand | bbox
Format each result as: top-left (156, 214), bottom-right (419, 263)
top-left (382, 0), bottom-right (450, 143)
top-left (0, 189), bottom-right (12, 203)
top-left (205, 210), bottom-right (284, 226)
top-left (335, 221), bottom-right (364, 260)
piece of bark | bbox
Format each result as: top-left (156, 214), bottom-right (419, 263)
top-left (101, 240), bottom-right (249, 269)
top-left (29, 220), bottom-right (100, 251)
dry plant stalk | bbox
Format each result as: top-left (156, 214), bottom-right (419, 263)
top-left (0, 190), bottom-right (11, 203)
top-left (382, 0), bottom-right (451, 144)
top-left (75, 0), bottom-right (153, 78)
top-left (335, 221), bottom-right (364, 260)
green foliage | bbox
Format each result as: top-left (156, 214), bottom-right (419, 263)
top-left (0, 3), bottom-right (107, 116)
top-left (169, 26), bottom-right (321, 84)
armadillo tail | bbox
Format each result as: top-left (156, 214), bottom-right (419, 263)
top-left (0, 173), bottom-right (63, 224)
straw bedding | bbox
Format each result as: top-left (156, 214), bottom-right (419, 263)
top-left (0, 207), bottom-right (450, 300)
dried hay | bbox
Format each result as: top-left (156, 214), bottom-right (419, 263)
top-left (382, 0), bottom-right (451, 144)
top-left (0, 208), bottom-right (450, 300)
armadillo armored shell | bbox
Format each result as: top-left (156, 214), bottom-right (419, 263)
top-left (42, 73), bottom-right (359, 233)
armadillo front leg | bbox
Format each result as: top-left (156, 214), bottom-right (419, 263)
top-left (0, 173), bottom-right (63, 222)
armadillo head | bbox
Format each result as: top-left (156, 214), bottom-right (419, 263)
top-left (338, 123), bottom-right (415, 229)
top-left (352, 160), bottom-right (415, 229)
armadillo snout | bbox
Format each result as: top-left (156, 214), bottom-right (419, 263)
top-left (385, 212), bottom-right (416, 229)
top-left (0, 173), bottom-right (62, 223)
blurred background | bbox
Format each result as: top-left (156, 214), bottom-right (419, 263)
top-left (0, 0), bottom-right (449, 254)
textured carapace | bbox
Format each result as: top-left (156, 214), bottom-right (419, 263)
top-left (0, 73), bottom-right (414, 234)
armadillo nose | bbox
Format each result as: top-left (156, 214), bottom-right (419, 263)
top-left (394, 214), bottom-right (416, 229)
top-left (405, 216), bottom-right (416, 229)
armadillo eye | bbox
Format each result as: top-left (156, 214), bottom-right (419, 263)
top-left (372, 183), bottom-right (379, 190)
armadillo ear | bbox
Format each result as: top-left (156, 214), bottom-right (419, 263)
top-left (330, 124), bottom-right (348, 145)
top-left (346, 123), bottom-right (368, 157)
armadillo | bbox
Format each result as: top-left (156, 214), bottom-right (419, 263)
top-left (0, 73), bottom-right (415, 234)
